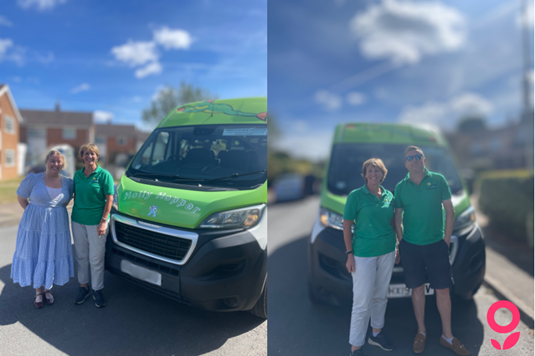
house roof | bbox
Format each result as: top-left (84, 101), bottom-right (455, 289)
top-left (0, 84), bottom-right (24, 123)
top-left (19, 107), bottom-right (93, 127)
top-left (95, 124), bottom-right (137, 136)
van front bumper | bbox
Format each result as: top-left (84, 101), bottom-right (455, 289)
top-left (308, 220), bottom-right (485, 304)
top-left (105, 212), bottom-right (267, 312)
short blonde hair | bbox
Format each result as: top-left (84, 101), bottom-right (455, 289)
top-left (79, 143), bottom-right (100, 160)
top-left (405, 145), bottom-right (424, 157)
top-left (45, 149), bottom-right (66, 170)
top-left (361, 158), bottom-right (388, 183)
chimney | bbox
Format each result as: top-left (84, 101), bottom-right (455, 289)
top-left (55, 101), bottom-right (60, 112)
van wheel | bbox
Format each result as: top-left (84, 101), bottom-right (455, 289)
top-left (249, 283), bottom-right (267, 319)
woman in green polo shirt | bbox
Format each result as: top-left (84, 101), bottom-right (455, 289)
top-left (71, 143), bottom-right (114, 308)
top-left (343, 158), bottom-right (399, 356)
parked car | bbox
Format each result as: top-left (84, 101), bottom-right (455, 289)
top-left (106, 98), bottom-right (268, 318)
top-left (308, 123), bottom-right (486, 305)
top-left (273, 173), bottom-right (305, 202)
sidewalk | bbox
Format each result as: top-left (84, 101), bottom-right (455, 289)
top-left (0, 202), bottom-right (24, 227)
top-left (471, 195), bottom-right (534, 326)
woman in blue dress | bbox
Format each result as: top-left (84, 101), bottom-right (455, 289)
top-left (11, 149), bottom-right (75, 308)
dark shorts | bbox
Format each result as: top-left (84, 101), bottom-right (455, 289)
top-left (399, 239), bottom-right (453, 290)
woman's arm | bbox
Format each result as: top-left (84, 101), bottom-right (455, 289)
top-left (343, 219), bottom-right (355, 273)
top-left (17, 195), bottom-right (29, 210)
top-left (97, 195), bottom-right (113, 236)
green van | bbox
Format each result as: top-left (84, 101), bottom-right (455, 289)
top-left (308, 123), bottom-right (486, 304)
top-left (106, 98), bottom-right (268, 318)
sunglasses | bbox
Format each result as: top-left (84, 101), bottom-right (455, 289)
top-left (406, 154), bottom-right (423, 162)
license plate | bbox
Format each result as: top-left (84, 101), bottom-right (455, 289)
top-left (387, 283), bottom-right (434, 298)
top-left (120, 260), bottom-right (162, 286)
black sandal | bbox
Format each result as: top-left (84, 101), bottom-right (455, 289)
top-left (34, 292), bottom-right (44, 309)
top-left (44, 290), bottom-right (54, 305)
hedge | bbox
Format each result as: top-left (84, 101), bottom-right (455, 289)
top-left (477, 170), bottom-right (534, 246)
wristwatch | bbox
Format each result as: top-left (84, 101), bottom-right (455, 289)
top-left (346, 250), bottom-right (353, 255)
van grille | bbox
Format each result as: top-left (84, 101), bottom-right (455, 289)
top-left (115, 221), bottom-right (192, 261)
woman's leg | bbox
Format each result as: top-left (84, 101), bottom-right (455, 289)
top-left (35, 286), bottom-right (44, 303)
top-left (71, 221), bottom-right (90, 288)
top-left (87, 224), bottom-right (107, 291)
top-left (349, 256), bottom-right (377, 350)
top-left (370, 251), bottom-right (396, 331)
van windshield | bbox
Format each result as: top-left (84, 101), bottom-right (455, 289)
top-left (327, 144), bottom-right (464, 196)
top-left (127, 124), bottom-right (267, 190)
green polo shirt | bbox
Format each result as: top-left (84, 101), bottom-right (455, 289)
top-left (394, 168), bottom-right (451, 245)
top-left (343, 185), bottom-right (396, 257)
top-left (72, 166), bottom-right (114, 225)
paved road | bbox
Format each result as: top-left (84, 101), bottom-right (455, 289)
top-left (268, 196), bottom-right (534, 356)
top-left (0, 224), bottom-right (267, 356)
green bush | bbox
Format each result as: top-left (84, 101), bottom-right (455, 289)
top-left (477, 170), bottom-right (534, 245)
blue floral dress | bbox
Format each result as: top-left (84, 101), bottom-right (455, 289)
top-left (11, 173), bottom-right (75, 289)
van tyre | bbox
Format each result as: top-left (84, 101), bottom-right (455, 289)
top-left (249, 283), bottom-right (267, 319)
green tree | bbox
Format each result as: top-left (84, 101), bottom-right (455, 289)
top-left (142, 82), bottom-right (216, 126)
top-left (457, 117), bottom-right (486, 134)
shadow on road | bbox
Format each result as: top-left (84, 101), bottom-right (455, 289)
top-left (0, 262), bottom-right (264, 356)
top-left (268, 235), bottom-right (485, 355)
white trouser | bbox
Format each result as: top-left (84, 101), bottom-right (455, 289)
top-left (349, 251), bottom-right (396, 347)
top-left (71, 221), bottom-right (108, 291)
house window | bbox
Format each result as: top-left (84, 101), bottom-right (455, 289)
top-left (95, 136), bottom-right (106, 144)
top-left (63, 128), bottom-right (76, 140)
top-left (5, 149), bottom-right (15, 167)
top-left (117, 136), bottom-right (127, 146)
top-left (4, 115), bottom-right (15, 135)
top-left (28, 128), bottom-right (46, 138)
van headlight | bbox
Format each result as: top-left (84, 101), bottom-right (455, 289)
top-left (112, 184), bottom-right (119, 211)
top-left (199, 205), bottom-right (264, 229)
top-left (453, 206), bottom-right (476, 231)
top-left (319, 208), bottom-right (344, 230)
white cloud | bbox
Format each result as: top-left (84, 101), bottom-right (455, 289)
top-left (346, 92), bottom-right (366, 105)
top-left (135, 61), bottom-right (162, 78)
top-left (17, 0), bottom-right (67, 11)
top-left (350, 0), bottom-right (466, 64)
top-left (399, 92), bottom-right (494, 130)
top-left (273, 129), bottom-right (333, 161)
top-left (0, 39), bottom-right (13, 60)
top-left (153, 27), bottom-right (192, 50)
top-left (314, 90), bottom-right (342, 111)
top-left (0, 15), bottom-right (13, 27)
top-left (292, 120), bottom-right (308, 133)
top-left (517, 1), bottom-right (534, 28)
top-left (12, 76), bottom-right (22, 83)
top-left (93, 111), bottom-right (114, 123)
top-left (71, 83), bottom-right (91, 94)
top-left (0, 38), bottom-right (25, 65)
top-left (111, 40), bottom-right (159, 67)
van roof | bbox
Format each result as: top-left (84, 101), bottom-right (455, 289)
top-left (333, 123), bottom-right (447, 146)
top-left (157, 97), bottom-right (267, 128)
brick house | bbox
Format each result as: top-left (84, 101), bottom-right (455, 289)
top-left (19, 104), bottom-right (94, 167)
top-left (95, 124), bottom-right (151, 166)
top-left (0, 84), bottom-right (22, 181)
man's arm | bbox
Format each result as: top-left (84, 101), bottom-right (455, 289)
top-left (394, 208), bottom-right (403, 242)
top-left (442, 199), bottom-right (454, 247)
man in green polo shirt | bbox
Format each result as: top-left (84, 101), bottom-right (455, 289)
top-left (394, 146), bottom-right (470, 356)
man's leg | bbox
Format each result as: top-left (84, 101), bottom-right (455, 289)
top-left (411, 285), bottom-right (426, 335)
top-left (436, 288), bottom-right (453, 339)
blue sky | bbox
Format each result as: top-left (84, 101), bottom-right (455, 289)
top-left (269, 0), bottom-right (534, 160)
top-left (1, 0), bottom-right (267, 130)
